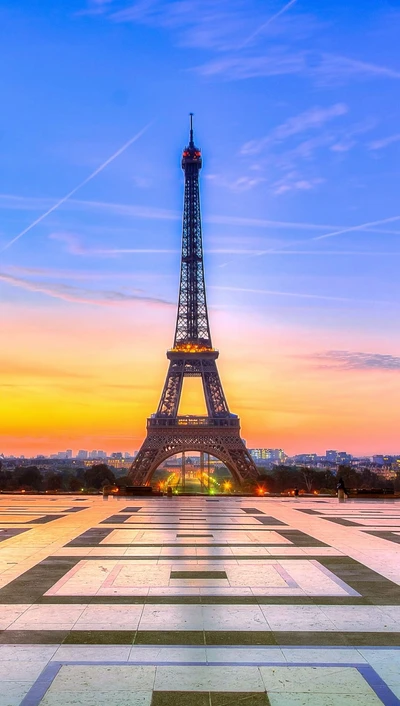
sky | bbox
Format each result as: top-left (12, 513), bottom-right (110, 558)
top-left (1, 0), bottom-right (400, 457)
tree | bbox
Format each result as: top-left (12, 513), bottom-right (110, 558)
top-left (68, 476), bottom-right (83, 492)
top-left (45, 473), bottom-right (63, 492)
top-left (14, 466), bottom-right (43, 491)
top-left (84, 464), bottom-right (116, 489)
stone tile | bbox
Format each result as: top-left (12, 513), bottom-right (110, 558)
top-left (260, 666), bottom-right (373, 694)
top-left (154, 665), bottom-right (265, 692)
top-left (41, 691), bottom-right (153, 706)
top-left (47, 664), bottom-right (156, 691)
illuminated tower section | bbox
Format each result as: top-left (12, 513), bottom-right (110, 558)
top-left (129, 116), bottom-right (259, 486)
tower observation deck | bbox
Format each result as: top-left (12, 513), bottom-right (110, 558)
top-left (129, 116), bottom-right (259, 487)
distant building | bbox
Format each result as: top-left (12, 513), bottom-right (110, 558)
top-left (66, 449), bottom-right (73, 459)
top-left (326, 450), bottom-right (337, 463)
top-left (77, 450), bottom-right (88, 460)
top-left (89, 450), bottom-right (98, 459)
top-left (111, 452), bottom-right (123, 460)
top-left (293, 453), bottom-right (318, 464)
top-left (249, 449), bottom-right (285, 462)
top-left (337, 451), bottom-right (352, 464)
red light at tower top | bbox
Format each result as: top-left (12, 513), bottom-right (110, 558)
top-left (182, 113), bottom-right (202, 169)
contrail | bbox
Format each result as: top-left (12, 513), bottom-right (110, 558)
top-left (218, 214), bottom-right (400, 268)
top-left (0, 122), bottom-right (152, 252)
top-left (313, 215), bottom-right (400, 241)
top-left (239, 0), bottom-right (298, 49)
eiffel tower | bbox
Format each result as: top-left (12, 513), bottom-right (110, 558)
top-left (129, 116), bottom-right (259, 487)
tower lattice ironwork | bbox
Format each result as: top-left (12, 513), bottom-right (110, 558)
top-left (129, 116), bottom-right (259, 487)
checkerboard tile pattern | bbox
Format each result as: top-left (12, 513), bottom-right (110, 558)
top-left (1, 495), bottom-right (400, 705)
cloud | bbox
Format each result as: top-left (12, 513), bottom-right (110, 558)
top-left (369, 134), bottom-right (400, 151)
top-left (314, 53), bottom-right (400, 84)
top-left (196, 51), bottom-right (307, 80)
top-left (273, 175), bottom-right (324, 196)
top-left (311, 351), bottom-right (400, 371)
top-left (49, 232), bottom-right (176, 256)
top-left (195, 50), bottom-right (400, 85)
top-left (0, 271), bottom-right (172, 307)
top-left (2, 192), bottom-right (399, 239)
top-left (242, 104), bottom-right (348, 156)
top-left (210, 285), bottom-right (394, 306)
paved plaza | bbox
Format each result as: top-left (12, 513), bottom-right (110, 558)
top-left (1, 496), bottom-right (400, 705)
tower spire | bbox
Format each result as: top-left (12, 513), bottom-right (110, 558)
top-left (189, 112), bottom-right (194, 147)
top-left (174, 114), bottom-right (211, 351)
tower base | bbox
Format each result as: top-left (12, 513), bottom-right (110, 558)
top-left (129, 417), bottom-right (259, 487)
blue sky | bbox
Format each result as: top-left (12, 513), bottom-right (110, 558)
top-left (1, 0), bottom-right (400, 455)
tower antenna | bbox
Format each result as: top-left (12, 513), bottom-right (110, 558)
top-left (189, 112), bottom-right (194, 146)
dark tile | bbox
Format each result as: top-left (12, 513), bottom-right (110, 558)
top-left (66, 528), bottom-right (113, 547)
top-left (276, 530), bottom-right (328, 547)
top-left (0, 630), bottom-right (68, 644)
top-left (170, 571), bottom-right (227, 580)
top-left (205, 631), bottom-right (276, 645)
top-left (152, 693), bottom-right (209, 706)
top-left (177, 534), bottom-right (213, 538)
top-left (274, 631), bottom-right (348, 646)
top-left (64, 631), bottom-right (136, 644)
top-left (212, 694), bottom-right (270, 706)
top-left (242, 508), bottom-right (265, 515)
top-left (0, 528), bottom-right (30, 543)
top-left (257, 596), bottom-right (313, 605)
top-left (322, 518), bottom-right (359, 526)
top-left (255, 517), bottom-right (287, 526)
top-left (0, 558), bottom-right (78, 603)
top-left (135, 631), bottom-right (205, 645)
top-left (343, 632), bottom-right (400, 646)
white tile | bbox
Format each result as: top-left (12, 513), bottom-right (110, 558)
top-left (202, 605), bottom-right (268, 631)
top-left (41, 691), bottom-right (152, 706)
top-left (140, 605), bottom-right (203, 630)
top-left (261, 605), bottom-right (336, 631)
top-left (268, 694), bottom-right (382, 706)
top-left (46, 665), bottom-right (155, 691)
top-left (154, 665), bottom-right (265, 691)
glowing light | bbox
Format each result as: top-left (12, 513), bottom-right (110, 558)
top-left (256, 486), bottom-right (266, 495)
top-left (171, 343), bottom-right (214, 353)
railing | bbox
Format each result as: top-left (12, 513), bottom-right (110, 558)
top-left (147, 415), bottom-right (239, 428)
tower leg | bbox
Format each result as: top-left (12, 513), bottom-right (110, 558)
top-left (129, 425), bottom-right (259, 487)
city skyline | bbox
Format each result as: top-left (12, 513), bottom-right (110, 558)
top-left (1, 1), bottom-right (400, 457)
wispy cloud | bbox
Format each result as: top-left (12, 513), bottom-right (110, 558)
top-left (0, 271), bottom-right (172, 307)
top-left (211, 285), bottom-right (396, 307)
top-left (273, 175), bottom-right (324, 196)
top-left (311, 351), bottom-right (400, 371)
top-left (49, 232), bottom-right (177, 256)
top-left (368, 134), bottom-right (400, 150)
top-left (2, 192), bottom-right (399, 241)
top-left (242, 104), bottom-right (348, 155)
top-left (195, 51), bottom-right (400, 85)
